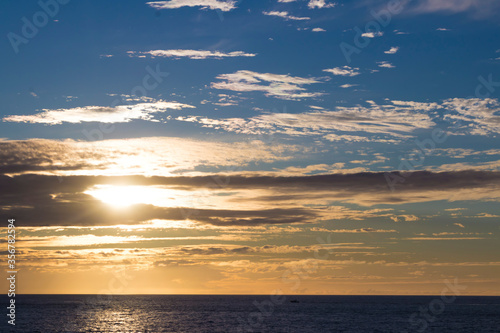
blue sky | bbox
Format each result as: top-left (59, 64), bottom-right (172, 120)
top-left (0, 0), bottom-right (499, 295)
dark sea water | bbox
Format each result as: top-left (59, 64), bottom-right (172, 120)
top-left (1, 295), bottom-right (499, 332)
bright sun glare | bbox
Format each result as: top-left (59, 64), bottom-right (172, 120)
top-left (84, 185), bottom-right (181, 208)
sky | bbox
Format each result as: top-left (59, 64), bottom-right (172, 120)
top-left (0, 0), bottom-right (499, 295)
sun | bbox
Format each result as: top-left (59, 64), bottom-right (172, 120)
top-left (84, 185), bottom-right (175, 208)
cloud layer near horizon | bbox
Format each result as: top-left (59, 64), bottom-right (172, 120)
top-left (2, 169), bottom-right (500, 227)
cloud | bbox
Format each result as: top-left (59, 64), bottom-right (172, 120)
top-left (324, 134), bottom-right (370, 142)
top-left (310, 227), bottom-right (397, 233)
top-left (2, 169), bottom-right (500, 227)
top-left (166, 244), bottom-right (326, 256)
top-left (211, 70), bottom-right (323, 99)
top-left (406, 0), bottom-right (500, 18)
top-left (307, 0), bottom-right (336, 9)
top-left (436, 28), bottom-right (451, 31)
top-left (406, 237), bottom-right (487, 240)
top-left (339, 84), bottom-right (359, 88)
top-left (0, 137), bottom-right (297, 176)
top-left (0, 182), bottom-right (320, 226)
top-left (208, 93), bottom-right (245, 106)
top-left (323, 66), bottom-right (360, 77)
top-left (312, 27), bottom-right (326, 32)
top-left (0, 171), bottom-right (500, 228)
top-left (127, 49), bottom-right (256, 59)
top-left (177, 97), bottom-right (500, 139)
top-left (432, 148), bottom-right (500, 159)
top-left (431, 232), bottom-right (489, 236)
top-left (442, 98), bottom-right (500, 135)
top-left (431, 160), bottom-right (500, 173)
top-left (390, 215), bottom-right (419, 222)
top-left (384, 47), bottom-right (399, 54)
top-left (263, 11), bottom-right (310, 20)
top-left (361, 32), bottom-right (383, 38)
top-left (3, 101), bottom-right (195, 125)
top-left (266, 163), bottom-right (366, 176)
top-left (377, 61), bottom-right (395, 68)
top-left (177, 100), bottom-right (436, 138)
top-left (475, 213), bottom-right (500, 218)
top-left (146, 0), bottom-right (237, 11)
top-left (18, 234), bottom-right (259, 249)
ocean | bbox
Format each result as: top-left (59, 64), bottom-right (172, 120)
top-left (1, 295), bottom-right (499, 332)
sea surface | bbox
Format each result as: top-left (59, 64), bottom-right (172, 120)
top-left (1, 295), bottom-right (499, 332)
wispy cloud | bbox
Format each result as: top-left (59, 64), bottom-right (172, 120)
top-left (384, 47), bottom-right (399, 54)
top-left (146, 0), bottom-right (237, 11)
top-left (430, 160), bottom-right (500, 173)
top-left (310, 227), bottom-right (397, 233)
top-left (390, 215), bottom-right (419, 222)
top-left (263, 11), bottom-right (310, 20)
top-left (377, 61), bottom-right (395, 68)
top-left (127, 49), bottom-right (256, 59)
top-left (177, 100), bottom-right (436, 138)
top-left (2, 101), bottom-right (195, 124)
top-left (361, 32), bottom-right (383, 38)
top-left (323, 66), bottom-right (360, 76)
top-left (211, 70), bottom-right (322, 99)
top-left (324, 134), bottom-right (379, 143)
top-left (307, 0), bottom-right (336, 9)
top-left (443, 98), bottom-right (500, 135)
top-left (0, 137), bottom-right (296, 176)
top-left (407, 0), bottom-right (500, 18)
top-left (406, 237), bottom-right (487, 240)
top-left (431, 148), bottom-right (500, 159)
